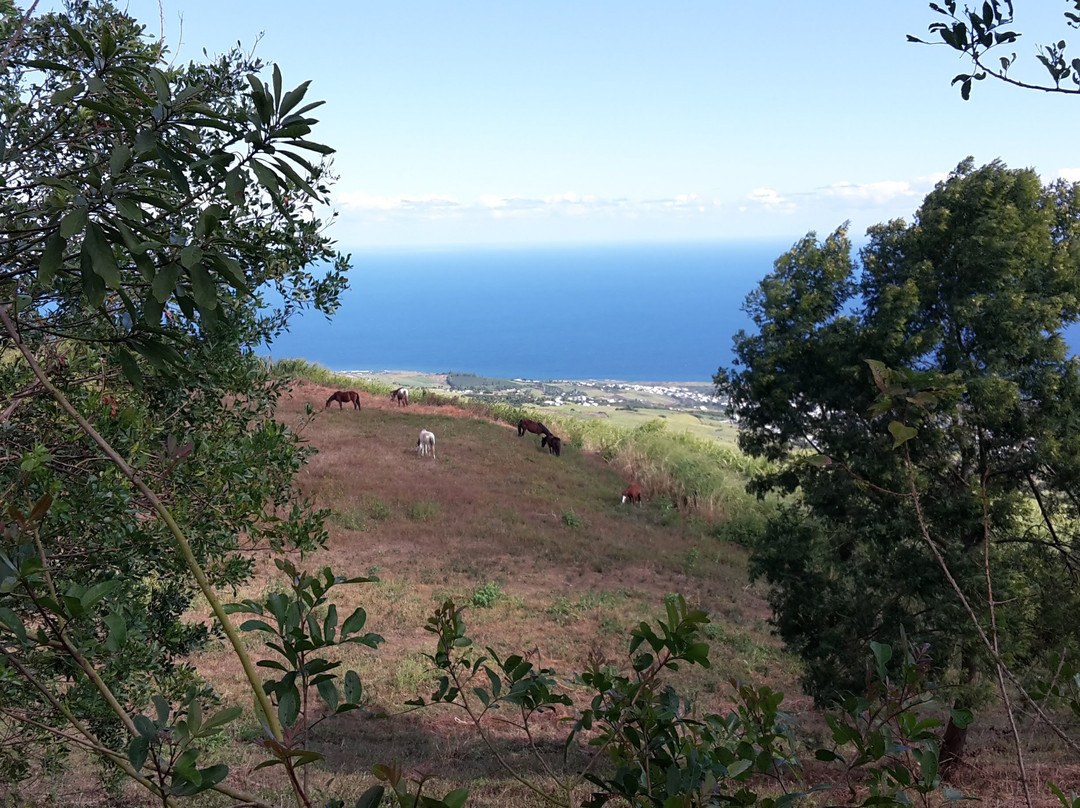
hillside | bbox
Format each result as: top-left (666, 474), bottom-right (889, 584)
top-left (181, 379), bottom-right (1076, 807)
top-left (189, 379), bottom-right (797, 806)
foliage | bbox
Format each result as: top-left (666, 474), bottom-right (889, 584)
top-left (225, 559), bottom-right (382, 788)
top-left (468, 581), bottom-right (503, 608)
top-left (718, 158), bottom-right (1080, 773)
top-left (913, 1), bottom-right (1080, 98)
top-left (0, 3), bottom-right (462, 806)
top-left (409, 596), bottom-right (964, 807)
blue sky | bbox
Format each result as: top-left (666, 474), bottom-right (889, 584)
top-left (47, 2), bottom-right (1080, 247)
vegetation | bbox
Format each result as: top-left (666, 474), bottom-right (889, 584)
top-left (719, 158), bottom-right (1080, 785)
top-left (914, 0), bottom-right (1080, 98)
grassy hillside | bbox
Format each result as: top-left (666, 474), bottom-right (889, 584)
top-left (184, 378), bottom-right (797, 807)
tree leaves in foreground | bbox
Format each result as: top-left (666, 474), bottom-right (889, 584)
top-left (719, 158), bottom-right (1080, 773)
top-left (0, 0), bottom-right (351, 794)
top-left (913, 0), bottom-right (1080, 98)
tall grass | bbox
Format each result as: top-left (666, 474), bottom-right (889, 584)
top-left (546, 415), bottom-right (775, 523)
top-left (275, 358), bottom-right (775, 528)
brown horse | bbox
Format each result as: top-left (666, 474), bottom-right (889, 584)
top-left (390, 387), bottom-right (409, 406)
top-left (622, 481), bottom-right (642, 504)
top-left (326, 390), bottom-right (361, 410)
top-left (541, 434), bottom-right (562, 457)
top-left (518, 418), bottom-right (552, 438)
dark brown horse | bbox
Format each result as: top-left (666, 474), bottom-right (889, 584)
top-left (541, 434), bottom-right (562, 457)
top-left (326, 390), bottom-right (361, 410)
top-left (518, 418), bottom-right (552, 438)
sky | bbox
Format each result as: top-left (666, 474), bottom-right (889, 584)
top-left (37, 2), bottom-right (1080, 248)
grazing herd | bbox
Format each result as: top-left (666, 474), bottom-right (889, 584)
top-left (324, 387), bottom-right (642, 502)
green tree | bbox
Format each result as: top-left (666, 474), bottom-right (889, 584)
top-left (913, 0), bottom-right (1080, 98)
top-left (0, 0), bottom-right (354, 797)
top-left (718, 158), bottom-right (1080, 775)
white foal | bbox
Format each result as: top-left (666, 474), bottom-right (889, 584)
top-left (416, 429), bottom-right (436, 458)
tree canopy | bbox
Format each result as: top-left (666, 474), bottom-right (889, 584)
top-left (718, 158), bottom-right (1080, 768)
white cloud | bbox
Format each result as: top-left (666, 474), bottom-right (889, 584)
top-left (1057, 168), bottom-right (1080, 183)
top-left (816, 173), bottom-right (946, 205)
top-left (336, 191), bottom-right (461, 212)
top-left (746, 187), bottom-right (795, 213)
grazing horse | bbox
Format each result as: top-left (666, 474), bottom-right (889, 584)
top-left (326, 390), bottom-right (361, 410)
top-left (622, 481), bottom-right (642, 504)
top-left (390, 387), bottom-right (409, 406)
top-left (541, 434), bottom-right (562, 457)
top-left (518, 418), bottom-right (552, 438)
top-left (416, 429), bottom-right (436, 458)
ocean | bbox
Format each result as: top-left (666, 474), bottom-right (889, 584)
top-left (262, 240), bottom-right (791, 383)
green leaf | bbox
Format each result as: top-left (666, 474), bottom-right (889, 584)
top-left (198, 705), bottom-right (242, 736)
top-left (84, 222), bottom-right (122, 289)
top-left (104, 612), bottom-right (127, 652)
top-left (151, 263), bottom-right (180, 303)
top-left (153, 694), bottom-right (171, 726)
top-left (277, 80), bottom-right (311, 118)
top-left (127, 736), bottom-right (150, 770)
top-left (888, 420), bottom-right (918, 448)
top-left (442, 788), bottom-right (469, 808)
top-left (60, 208), bottom-right (88, 238)
top-left (188, 262), bottom-right (217, 310)
top-left (38, 233), bottom-right (65, 285)
top-left (109, 143), bottom-right (131, 176)
top-left (115, 197), bottom-right (144, 222)
top-left (317, 678), bottom-right (340, 712)
top-left (116, 349), bottom-right (144, 390)
top-left (950, 707), bottom-right (974, 729)
top-left (355, 785), bottom-right (386, 808)
top-left (133, 714), bottom-right (157, 739)
top-left (50, 83), bottom-right (84, 106)
top-left (277, 684), bottom-right (300, 728)
top-left (180, 245), bottom-right (203, 269)
top-left (149, 68), bottom-right (171, 103)
top-left (272, 63), bottom-right (283, 107)
top-left (82, 579), bottom-right (119, 610)
top-left (343, 669), bottom-right (363, 704)
top-left (250, 160), bottom-right (279, 193)
top-left (134, 129), bottom-right (156, 155)
top-left (341, 606), bottom-right (367, 637)
top-left (0, 607), bottom-right (27, 643)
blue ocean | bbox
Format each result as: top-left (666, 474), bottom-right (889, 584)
top-left (262, 240), bottom-right (791, 382)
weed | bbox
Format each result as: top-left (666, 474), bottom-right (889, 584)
top-left (469, 582), bottom-right (503, 608)
top-left (331, 507), bottom-right (366, 531)
top-left (684, 546), bottom-right (700, 571)
top-left (562, 509), bottom-right (582, 529)
top-left (393, 654), bottom-right (434, 695)
top-left (546, 596), bottom-right (576, 624)
top-left (405, 500), bottom-right (440, 522)
top-left (366, 497), bottom-right (392, 520)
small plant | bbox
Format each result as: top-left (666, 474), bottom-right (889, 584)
top-left (331, 507), bottom-right (367, 531)
top-left (406, 500), bottom-right (440, 522)
top-left (562, 509), bottom-right (582, 529)
top-left (469, 581), bottom-right (503, 608)
top-left (684, 545), bottom-right (701, 571)
top-left (366, 497), bottom-right (392, 520)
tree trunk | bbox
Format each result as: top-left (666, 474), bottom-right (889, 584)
top-left (939, 710), bottom-right (967, 780)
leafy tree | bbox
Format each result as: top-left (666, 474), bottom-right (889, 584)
top-left (0, 0), bottom-right (357, 797)
top-left (717, 158), bottom-right (1080, 775)
top-left (913, 0), bottom-right (1080, 98)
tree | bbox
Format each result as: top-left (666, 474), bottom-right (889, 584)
top-left (913, 0), bottom-right (1080, 98)
top-left (0, 0), bottom-right (358, 797)
top-left (718, 158), bottom-right (1080, 776)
